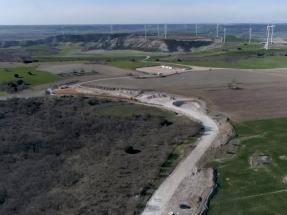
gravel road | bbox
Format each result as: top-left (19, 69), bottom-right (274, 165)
top-left (138, 97), bottom-right (218, 215)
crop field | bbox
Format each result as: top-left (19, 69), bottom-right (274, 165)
top-left (86, 68), bottom-right (287, 121)
top-left (179, 56), bottom-right (287, 69)
top-left (160, 42), bottom-right (287, 69)
top-left (107, 61), bottom-right (158, 69)
top-left (0, 91), bottom-right (7, 96)
top-left (0, 67), bottom-right (61, 86)
top-left (207, 118), bottom-right (287, 215)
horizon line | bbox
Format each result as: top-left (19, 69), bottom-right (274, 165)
top-left (0, 23), bottom-right (286, 26)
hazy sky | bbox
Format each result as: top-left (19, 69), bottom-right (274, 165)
top-left (1, 0), bottom-right (286, 25)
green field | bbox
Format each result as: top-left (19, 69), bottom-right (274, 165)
top-left (180, 56), bottom-right (287, 69)
top-left (0, 67), bottom-right (61, 86)
top-left (95, 103), bottom-right (189, 123)
top-left (208, 118), bottom-right (287, 215)
top-left (24, 44), bottom-right (49, 50)
top-left (107, 60), bottom-right (158, 69)
top-left (0, 91), bottom-right (7, 96)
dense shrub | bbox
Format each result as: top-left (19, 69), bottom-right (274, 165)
top-left (0, 97), bottom-right (201, 215)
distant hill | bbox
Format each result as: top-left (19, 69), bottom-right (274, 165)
top-left (0, 34), bottom-right (213, 52)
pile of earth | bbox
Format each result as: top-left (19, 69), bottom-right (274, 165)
top-left (250, 151), bottom-right (271, 168)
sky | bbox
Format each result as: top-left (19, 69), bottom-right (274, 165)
top-left (0, 0), bottom-right (286, 25)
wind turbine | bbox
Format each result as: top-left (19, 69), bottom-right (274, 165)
top-left (62, 25), bottom-right (65, 36)
top-left (196, 23), bottom-right (198, 36)
top-left (157, 25), bottom-right (160, 37)
top-left (270, 24), bottom-right (275, 44)
top-left (223, 27), bottom-right (226, 43)
top-left (110, 24), bottom-right (113, 34)
top-left (249, 26), bottom-right (252, 43)
top-left (164, 23), bottom-right (167, 39)
top-left (264, 25), bottom-right (271, 50)
top-left (216, 23), bottom-right (219, 37)
top-left (144, 24), bottom-right (147, 38)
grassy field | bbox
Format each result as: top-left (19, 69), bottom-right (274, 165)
top-left (208, 118), bottom-right (287, 215)
top-left (107, 60), bottom-right (158, 69)
top-left (95, 103), bottom-right (189, 123)
top-left (0, 67), bottom-right (61, 86)
top-left (179, 56), bottom-right (287, 69)
top-left (0, 91), bottom-right (7, 96)
top-left (24, 44), bottom-right (49, 50)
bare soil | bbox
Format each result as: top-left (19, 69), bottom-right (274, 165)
top-left (80, 68), bottom-right (287, 121)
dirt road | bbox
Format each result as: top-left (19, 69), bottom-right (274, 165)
top-left (138, 97), bottom-right (218, 215)
top-left (74, 82), bottom-right (219, 215)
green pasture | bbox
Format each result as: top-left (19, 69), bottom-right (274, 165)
top-left (208, 118), bottom-right (287, 215)
top-left (180, 56), bottom-right (287, 69)
top-left (107, 61), bottom-right (158, 69)
top-left (0, 67), bottom-right (61, 86)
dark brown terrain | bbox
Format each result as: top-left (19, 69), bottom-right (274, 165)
top-left (0, 97), bottom-right (200, 215)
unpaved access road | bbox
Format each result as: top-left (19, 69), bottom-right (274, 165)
top-left (74, 81), bottom-right (219, 215)
top-left (139, 98), bottom-right (218, 215)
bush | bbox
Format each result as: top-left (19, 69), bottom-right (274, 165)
top-left (17, 79), bottom-right (24, 85)
top-left (177, 59), bottom-right (182, 62)
top-left (28, 71), bottom-right (32, 75)
top-left (160, 119), bottom-right (173, 126)
top-left (14, 74), bottom-right (19, 78)
top-left (124, 146), bottom-right (134, 154)
top-left (237, 47), bottom-right (242, 50)
top-left (155, 58), bottom-right (159, 61)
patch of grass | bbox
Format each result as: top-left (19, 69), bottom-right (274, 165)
top-left (94, 103), bottom-right (188, 123)
top-left (208, 118), bottom-right (287, 215)
top-left (107, 61), bottom-right (158, 69)
top-left (0, 91), bottom-right (7, 96)
top-left (178, 55), bottom-right (287, 69)
top-left (24, 44), bottom-right (49, 50)
top-left (0, 67), bottom-right (62, 86)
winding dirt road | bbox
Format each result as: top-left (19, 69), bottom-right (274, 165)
top-left (138, 98), bottom-right (218, 215)
top-left (75, 82), bottom-right (219, 215)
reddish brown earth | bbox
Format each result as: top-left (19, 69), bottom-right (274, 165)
top-left (163, 82), bottom-right (287, 122)
top-left (82, 68), bottom-right (287, 122)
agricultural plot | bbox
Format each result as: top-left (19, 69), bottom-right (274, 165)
top-left (107, 61), bottom-right (158, 69)
top-left (86, 68), bottom-right (287, 121)
top-left (179, 56), bottom-right (287, 69)
top-left (207, 118), bottom-right (287, 215)
top-left (0, 67), bottom-right (61, 86)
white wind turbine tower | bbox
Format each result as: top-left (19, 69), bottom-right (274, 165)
top-left (164, 23), bottom-right (167, 39)
top-left (110, 24), bottom-right (113, 34)
top-left (223, 27), bottom-right (226, 43)
top-left (62, 25), bottom-right (65, 36)
top-left (144, 24), bottom-right (147, 38)
top-left (249, 26), bottom-right (252, 43)
top-left (157, 25), bottom-right (160, 37)
top-left (216, 23), bottom-right (219, 37)
top-left (264, 25), bottom-right (271, 50)
top-left (270, 24), bottom-right (275, 44)
top-left (195, 23), bottom-right (198, 36)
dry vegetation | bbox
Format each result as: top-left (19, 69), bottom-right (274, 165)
top-left (0, 97), bottom-right (201, 215)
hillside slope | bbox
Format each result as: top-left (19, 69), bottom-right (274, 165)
top-left (0, 34), bottom-right (213, 52)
